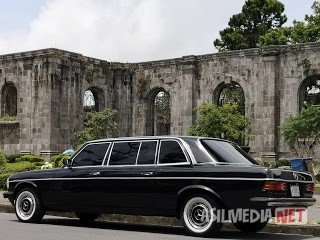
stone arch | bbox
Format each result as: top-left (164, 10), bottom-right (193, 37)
top-left (298, 75), bottom-right (320, 111)
top-left (83, 87), bottom-right (105, 112)
top-left (212, 81), bottom-right (245, 114)
top-left (146, 87), bottom-right (171, 136)
top-left (1, 82), bottom-right (18, 117)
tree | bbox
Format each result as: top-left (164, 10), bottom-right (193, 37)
top-left (214, 0), bottom-right (287, 51)
top-left (75, 108), bottom-right (118, 148)
top-left (281, 105), bottom-right (320, 157)
top-left (291, 1), bottom-right (320, 44)
top-left (189, 103), bottom-right (251, 145)
top-left (259, 1), bottom-right (320, 46)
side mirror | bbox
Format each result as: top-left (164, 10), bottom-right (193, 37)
top-left (63, 157), bottom-right (72, 168)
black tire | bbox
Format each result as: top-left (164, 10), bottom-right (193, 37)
top-left (233, 220), bottom-right (268, 233)
top-left (15, 188), bottom-right (45, 223)
top-left (180, 194), bottom-right (222, 237)
top-left (75, 212), bottom-right (100, 224)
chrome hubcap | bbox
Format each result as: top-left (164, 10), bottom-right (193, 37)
top-left (184, 197), bottom-right (214, 233)
top-left (16, 191), bottom-right (36, 220)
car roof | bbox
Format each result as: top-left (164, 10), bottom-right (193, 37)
top-left (87, 135), bottom-right (232, 144)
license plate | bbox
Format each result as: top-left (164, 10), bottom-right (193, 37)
top-left (290, 185), bottom-right (300, 197)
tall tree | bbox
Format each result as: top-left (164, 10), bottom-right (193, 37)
top-left (259, 1), bottom-right (320, 46)
top-left (214, 0), bottom-right (287, 51)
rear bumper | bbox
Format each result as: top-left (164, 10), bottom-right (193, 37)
top-left (250, 197), bottom-right (316, 207)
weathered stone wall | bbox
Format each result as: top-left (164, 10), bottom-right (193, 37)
top-left (0, 43), bottom-right (320, 159)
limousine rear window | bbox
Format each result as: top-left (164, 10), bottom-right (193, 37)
top-left (200, 140), bottom-right (258, 165)
top-left (72, 143), bottom-right (110, 167)
top-left (158, 140), bottom-right (188, 164)
top-left (109, 141), bottom-right (140, 165)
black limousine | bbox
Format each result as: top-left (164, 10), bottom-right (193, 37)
top-left (3, 136), bottom-right (316, 237)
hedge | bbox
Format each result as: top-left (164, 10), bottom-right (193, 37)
top-left (0, 151), bottom-right (6, 170)
top-left (50, 154), bottom-right (68, 168)
top-left (6, 154), bottom-right (23, 163)
top-left (15, 155), bottom-right (45, 166)
top-left (0, 173), bottom-right (11, 190)
top-left (5, 161), bottom-right (37, 173)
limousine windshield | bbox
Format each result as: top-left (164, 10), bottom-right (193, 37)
top-left (201, 139), bottom-right (259, 165)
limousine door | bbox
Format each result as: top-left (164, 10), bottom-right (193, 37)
top-left (99, 140), bottom-right (158, 213)
top-left (51, 142), bottom-right (110, 211)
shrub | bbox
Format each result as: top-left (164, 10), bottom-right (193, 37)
top-left (0, 151), bottom-right (7, 172)
top-left (6, 154), bottom-right (23, 163)
top-left (275, 159), bottom-right (290, 168)
top-left (50, 154), bottom-right (68, 168)
top-left (15, 155), bottom-right (45, 167)
top-left (0, 173), bottom-right (11, 190)
top-left (5, 161), bottom-right (37, 173)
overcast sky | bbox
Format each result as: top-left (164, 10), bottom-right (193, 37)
top-left (0, 0), bottom-right (315, 62)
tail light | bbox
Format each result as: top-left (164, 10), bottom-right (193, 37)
top-left (263, 181), bottom-right (288, 192)
top-left (305, 183), bottom-right (315, 192)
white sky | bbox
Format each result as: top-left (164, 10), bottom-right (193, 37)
top-left (0, 0), bottom-right (315, 62)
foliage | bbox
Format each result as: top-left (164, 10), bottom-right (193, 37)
top-left (0, 152), bottom-right (7, 173)
top-left (15, 155), bottom-right (45, 167)
top-left (154, 91), bottom-right (170, 129)
top-left (258, 27), bottom-right (291, 46)
top-left (291, 2), bottom-right (320, 44)
top-left (275, 158), bottom-right (290, 167)
top-left (259, 1), bottom-right (320, 46)
top-left (6, 154), bottom-right (23, 163)
top-left (4, 162), bottom-right (37, 173)
top-left (281, 105), bottom-right (320, 157)
top-left (214, 0), bottom-right (287, 51)
top-left (50, 154), bottom-right (69, 168)
top-left (189, 103), bottom-right (251, 144)
top-left (219, 83), bottom-right (245, 114)
top-left (0, 114), bottom-right (17, 121)
top-left (40, 162), bottom-right (53, 170)
top-left (75, 108), bottom-right (118, 147)
top-left (0, 173), bottom-right (11, 190)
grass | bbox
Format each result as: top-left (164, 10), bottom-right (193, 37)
top-left (315, 183), bottom-right (320, 190)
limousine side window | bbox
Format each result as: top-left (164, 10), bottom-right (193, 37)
top-left (109, 141), bottom-right (140, 165)
top-left (72, 143), bottom-right (110, 167)
top-left (136, 141), bottom-right (157, 165)
top-left (158, 140), bottom-right (188, 164)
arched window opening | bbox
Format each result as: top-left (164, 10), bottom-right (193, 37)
top-left (215, 81), bottom-right (245, 115)
top-left (153, 91), bottom-right (170, 135)
top-left (83, 88), bottom-right (104, 112)
top-left (1, 83), bottom-right (17, 117)
top-left (300, 77), bottom-right (320, 110)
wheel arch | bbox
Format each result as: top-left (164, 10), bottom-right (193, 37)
top-left (176, 185), bottom-right (227, 218)
top-left (13, 181), bottom-right (38, 200)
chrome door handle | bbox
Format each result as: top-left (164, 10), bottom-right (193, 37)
top-left (141, 172), bottom-right (154, 176)
top-left (89, 172), bottom-right (101, 176)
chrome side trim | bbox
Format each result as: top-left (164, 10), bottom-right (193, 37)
top-left (9, 177), bottom-right (275, 182)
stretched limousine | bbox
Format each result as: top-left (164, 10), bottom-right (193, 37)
top-left (4, 136), bottom-right (316, 237)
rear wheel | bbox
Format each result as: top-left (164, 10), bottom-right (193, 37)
top-left (75, 212), bottom-right (100, 224)
top-left (180, 194), bottom-right (222, 237)
top-left (15, 188), bottom-right (45, 223)
top-left (233, 220), bottom-right (268, 233)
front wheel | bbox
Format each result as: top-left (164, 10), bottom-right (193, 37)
top-left (15, 188), bottom-right (45, 223)
top-left (75, 212), bottom-right (100, 224)
top-left (180, 194), bottom-right (222, 237)
top-left (233, 220), bottom-right (268, 233)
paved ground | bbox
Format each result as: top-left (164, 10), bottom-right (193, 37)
top-left (0, 213), bottom-right (318, 240)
